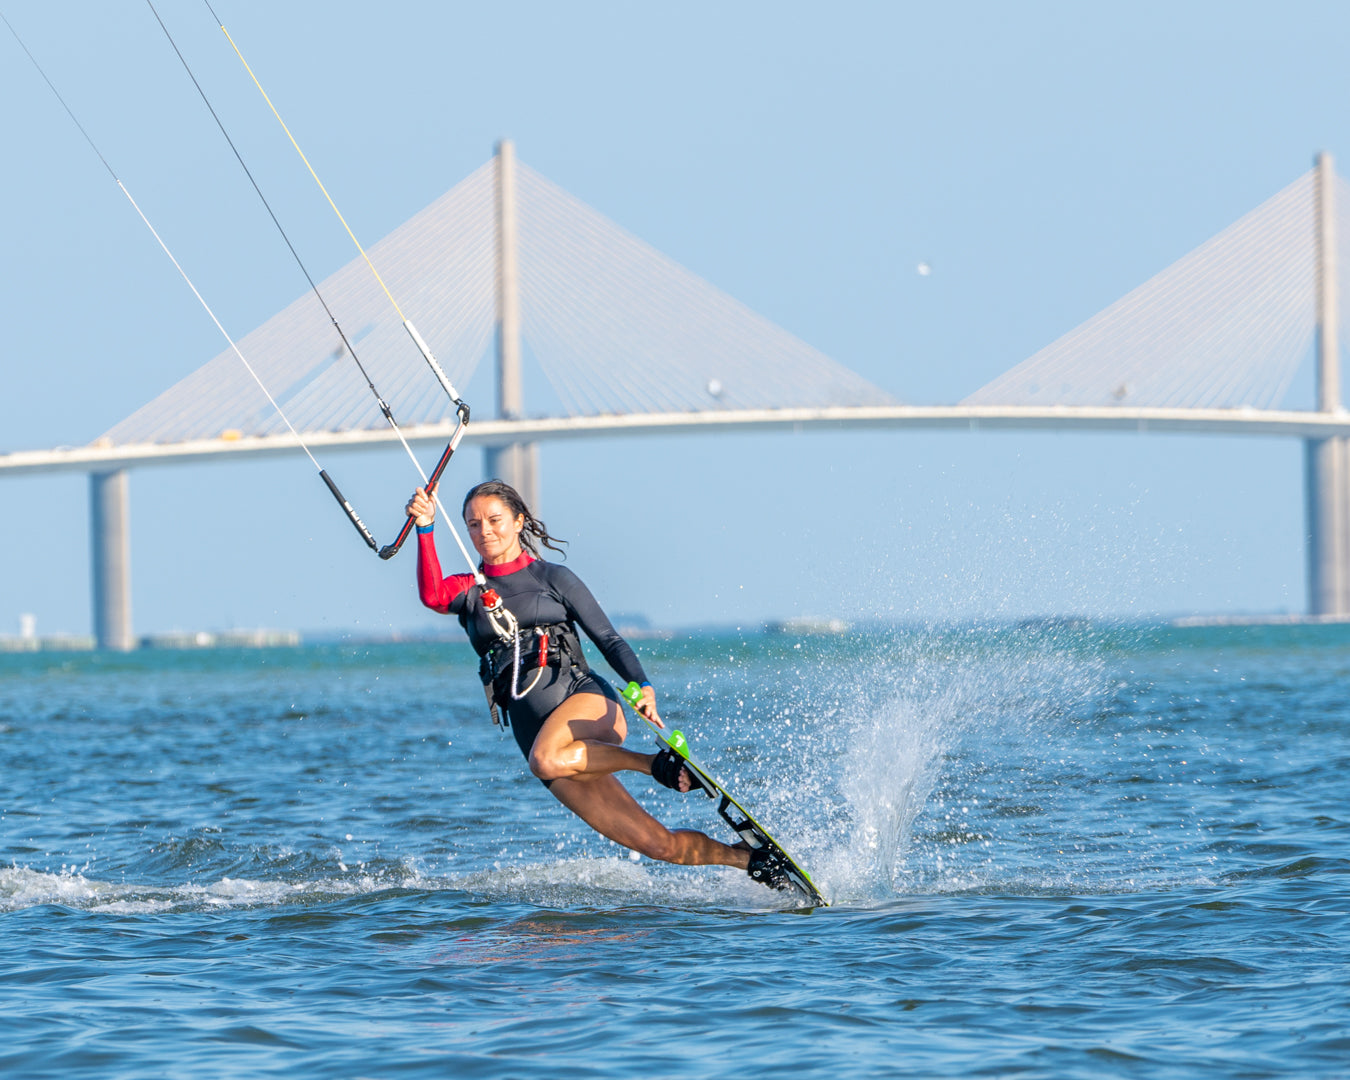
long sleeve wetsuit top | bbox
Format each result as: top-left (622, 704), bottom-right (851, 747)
top-left (416, 531), bottom-right (649, 687)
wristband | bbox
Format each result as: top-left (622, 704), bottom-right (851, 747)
top-left (416, 521), bottom-right (435, 534)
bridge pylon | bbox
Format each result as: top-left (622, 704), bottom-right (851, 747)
top-left (483, 138), bottom-right (539, 509)
top-left (1305, 151), bottom-right (1349, 616)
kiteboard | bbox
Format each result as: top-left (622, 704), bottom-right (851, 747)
top-left (620, 682), bottom-right (826, 906)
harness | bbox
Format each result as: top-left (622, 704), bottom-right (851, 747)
top-left (468, 581), bottom-right (587, 727)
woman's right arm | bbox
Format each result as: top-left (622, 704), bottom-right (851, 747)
top-left (407, 487), bottom-right (472, 613)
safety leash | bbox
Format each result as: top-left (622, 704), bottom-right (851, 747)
top-left (479, 588), bottom-right (546, 700)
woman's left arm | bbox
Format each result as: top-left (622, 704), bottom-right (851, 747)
top-left (550, 565), bottom-right (661, 725)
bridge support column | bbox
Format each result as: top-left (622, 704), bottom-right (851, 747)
top-left (484, 442), bottom-right (539, 512)
top-left (1305, 151), bottom-right (1350, 616)
top-left (486, 137), bottom-right (539, 509)
top-left (1305, 438), bottom-right (1347, 614)
top-left (90, 469), bottom-right (135, 651)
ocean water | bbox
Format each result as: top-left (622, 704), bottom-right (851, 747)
top-left (1, 624), bottom-right (1346, 1078)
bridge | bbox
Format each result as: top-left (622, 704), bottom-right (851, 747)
top-left (3, 143), bottom-right (1349, 646)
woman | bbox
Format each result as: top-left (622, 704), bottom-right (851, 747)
top-left (406, 479), bottom-right (788, 890)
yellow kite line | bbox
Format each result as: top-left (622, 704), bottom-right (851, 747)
top-left (205, 1), bottom-right (462, 405)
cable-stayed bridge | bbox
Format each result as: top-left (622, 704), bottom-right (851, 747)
top-left (4, 143), bottom-right (1350, 647)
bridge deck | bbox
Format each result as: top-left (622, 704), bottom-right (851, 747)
top-left (4, 404), bottom-right (1350, 477)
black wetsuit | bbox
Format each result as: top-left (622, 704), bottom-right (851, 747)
top-left (416, 533), bottom-right (649, 762)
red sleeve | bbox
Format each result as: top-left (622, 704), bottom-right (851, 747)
top-left (417, 530), bottom-right (474, 613)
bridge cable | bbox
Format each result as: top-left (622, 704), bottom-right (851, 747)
top-left (145, 1), bottom-right (476, 571)
top-left (0, 7), bottom-right (385, 553)
top-left (963, 173), bottom-right (1318, 411)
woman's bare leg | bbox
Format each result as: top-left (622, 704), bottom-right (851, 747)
top-left (528, 692), bottom-right (746, 868)
top-left (527, 691), bottom-right (672, 786)
top-left (549, 772), bottom-right (749, 868)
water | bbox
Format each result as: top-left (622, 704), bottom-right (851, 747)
top-left (1, 625), bottom-right (1347, 1078)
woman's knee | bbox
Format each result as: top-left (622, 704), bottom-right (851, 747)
top-left (528, 748), bottom-right (569, 782)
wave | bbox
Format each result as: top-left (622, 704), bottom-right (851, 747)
top-left (0, 856), bottom-right (805, 916)
top-left (0, 863), bottom-right (427, 915)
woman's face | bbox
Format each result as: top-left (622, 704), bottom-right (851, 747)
top-left (464, 495), bottom-right (525, 564)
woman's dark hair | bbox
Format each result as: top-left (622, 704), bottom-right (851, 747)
top-left (462, 480), bottom-right (568, 558)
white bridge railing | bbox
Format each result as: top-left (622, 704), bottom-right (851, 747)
top-left (4, 403), bottom-right (1350, 478)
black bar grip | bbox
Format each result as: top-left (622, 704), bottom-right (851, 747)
top-left (320, 469), bottom-right (378, 552)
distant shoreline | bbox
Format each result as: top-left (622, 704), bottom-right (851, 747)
top-left (7, 611), bottom-right (1350, 653)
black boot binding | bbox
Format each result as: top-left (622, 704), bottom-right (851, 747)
top-left (651, 747), bottom-right (698, 793)
top-left (746, 847), bottom-right (793, 891)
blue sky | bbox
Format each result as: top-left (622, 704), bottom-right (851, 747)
top-left (1, 1), bottom-right (1345, 637)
